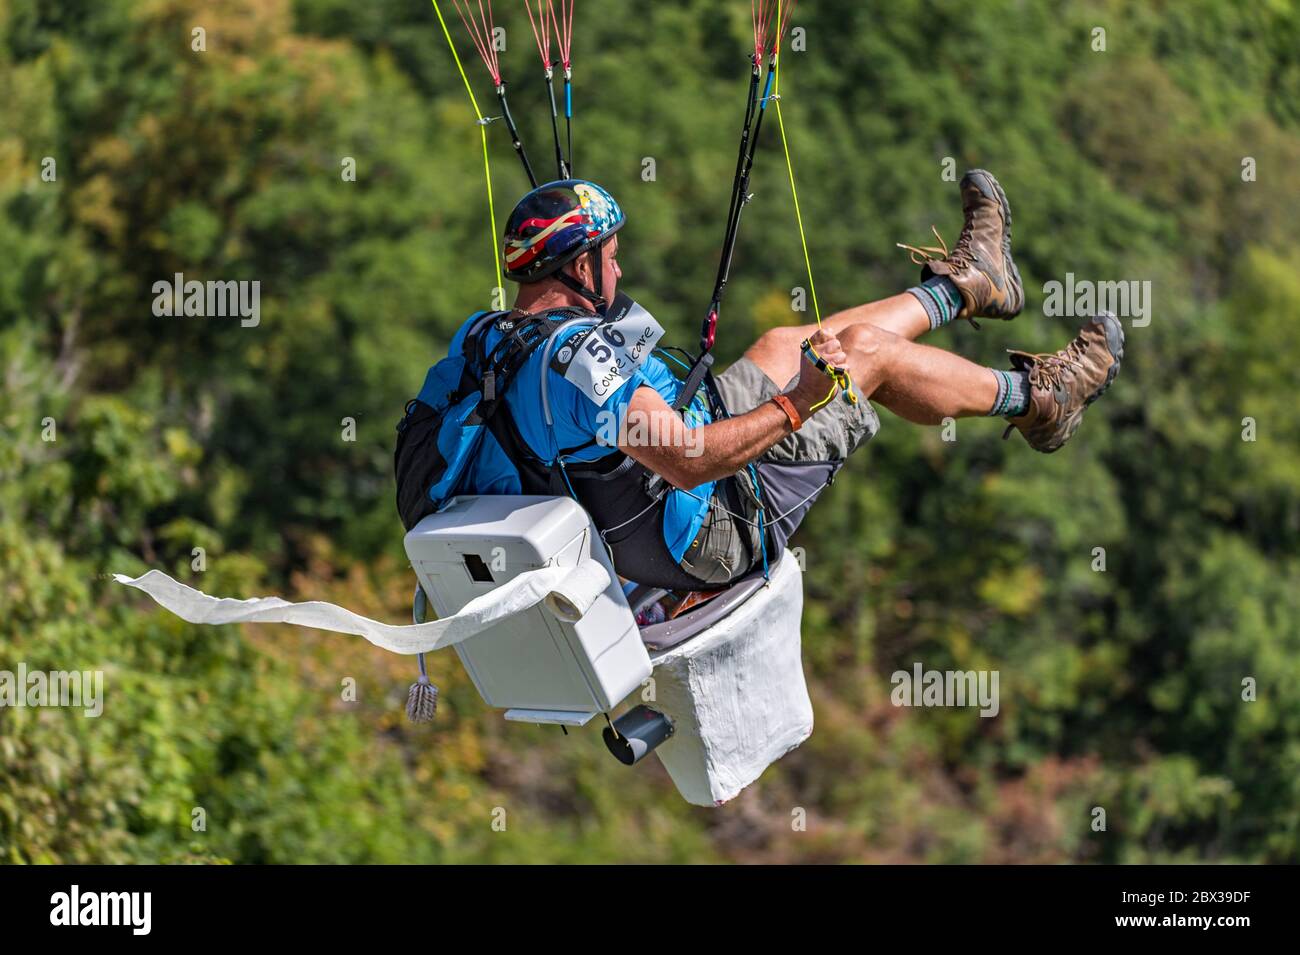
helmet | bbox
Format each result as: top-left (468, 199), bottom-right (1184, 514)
top-left (502, 179), bottom-right (625, 284)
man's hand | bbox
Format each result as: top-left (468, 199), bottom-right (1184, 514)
top-left (618, 329), bottom-right (845, 490)
top-left (784, 327), bottom-right (845, 419)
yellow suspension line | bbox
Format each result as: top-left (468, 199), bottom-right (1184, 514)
top-left (431, 0), bottom-right (504, 302)
top-left (773, 48), bottom-right (856, 409)
top-left (773, 51), bottom-right (820, 328)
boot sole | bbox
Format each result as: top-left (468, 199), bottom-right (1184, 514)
top-left (964, 168), bottom-right (1024, 317)
top-left (1084, 311), bottom-right (1125, 407)
top-left (1045, 311), bottom-right (1126, 451)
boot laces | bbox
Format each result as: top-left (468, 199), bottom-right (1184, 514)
top-left (1014, 337), bottom-right (1088, 392)
top-left (896, 223), bottom-right (976, 271)
top-left (1001, 341), bottom-right (1086, 442)
top-left (895, 225), bottom-right (982, 329)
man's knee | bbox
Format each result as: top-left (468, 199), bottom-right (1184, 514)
top-left (834, 323), bottom-right (899, 393)
top-left (840, 322), bottom-right (895, 363)
top-left (749, 322), bottom-right (895, 390)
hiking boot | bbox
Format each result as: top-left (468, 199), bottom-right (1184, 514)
top-left (1003, 312), bottom-right (1125, 453)
top-left (898, 169), bottom-right (1024, 325)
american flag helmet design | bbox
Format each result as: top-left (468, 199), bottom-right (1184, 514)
top-left (503, 179), bottom-right (626, 283)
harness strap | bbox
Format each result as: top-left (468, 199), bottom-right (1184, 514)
top-left (455, 309), bottom-right (572, 428)
top-left (480, 316), bottom-right (564, 408)
top-left (673, 351), bottom-right (714, 413)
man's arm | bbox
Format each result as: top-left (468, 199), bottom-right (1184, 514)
top-left (619, 330), bottom-right (846, 489)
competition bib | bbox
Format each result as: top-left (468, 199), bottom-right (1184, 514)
top-left (550, 292), bottom-right (665, 406)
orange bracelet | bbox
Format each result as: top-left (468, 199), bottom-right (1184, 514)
top-left (769, 393), bottom-right (803, 432)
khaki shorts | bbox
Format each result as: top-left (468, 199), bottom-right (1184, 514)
top-left (677, 356), bottom-right (881, 585)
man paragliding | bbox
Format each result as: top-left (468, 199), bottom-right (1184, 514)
top-left (398, 0), bottom-right (1125, 593)
top-left (111, 0), bottom-right (1129, 801)
top-left (395, 170), bottom-right (1124, 590)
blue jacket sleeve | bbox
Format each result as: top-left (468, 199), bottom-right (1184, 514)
top-left (549, 365), bottom-right (650, 457)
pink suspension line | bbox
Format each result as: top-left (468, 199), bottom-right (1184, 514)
top-left (452, 0), bottom-right (502, 85)
top-left (524, 0), bottom-right (572, 178)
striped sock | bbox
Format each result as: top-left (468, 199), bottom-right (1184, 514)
top-left (987, 368), bottom-right (1031, 417)
top-left (907, 276), bottom-right (964, 330)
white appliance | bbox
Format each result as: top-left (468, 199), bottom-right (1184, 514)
top-left (403, 495), bottom-right (652, 726)
top-left (403, 494), bottom-right (813, 806)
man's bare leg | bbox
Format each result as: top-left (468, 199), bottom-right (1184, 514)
top-left (825, 315), bottom-right (1125, 451)
top-left (822, 292), bottom-right (932, 342)
top-left (717, 170), bottom-right (1121, 452)
top-left (742, 165), bottom-right (1033, 404)
top-left (830, 323), bottom-right (997, 423)
top-left (743, 293), bottom-right (931, 389)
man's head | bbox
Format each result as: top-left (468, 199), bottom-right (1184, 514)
top-left (503, 179), bottom-right (625, 310)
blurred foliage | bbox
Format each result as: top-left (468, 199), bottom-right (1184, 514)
top-left (1, 0), bottom-right (1298, 862)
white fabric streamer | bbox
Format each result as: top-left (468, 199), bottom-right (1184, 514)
top-left (542, 558), bottom-right (612, 623)
top-left (113, 559), bottom-right (611, 656)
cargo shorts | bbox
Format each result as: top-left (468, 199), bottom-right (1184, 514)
top-left (677, 355), bottom-right (881, 585)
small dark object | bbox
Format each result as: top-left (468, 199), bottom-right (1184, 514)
top-left (603, 705), bottom-right (673, 765)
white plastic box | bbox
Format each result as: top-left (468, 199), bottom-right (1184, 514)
top-left (404, 495), bottom-right (652, 724)
top-left (404, 495), bottom-right (814, 806)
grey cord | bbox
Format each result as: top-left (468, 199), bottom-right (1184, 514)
top-left (596, 485), bottom-right (670, 536)
top-left (671, 474), bottom-right (829, 530)
top-left (540, 317), bottom-right (601, 430)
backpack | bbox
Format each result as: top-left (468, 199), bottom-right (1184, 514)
top-left (394, 309), bottom-right (573, 531)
